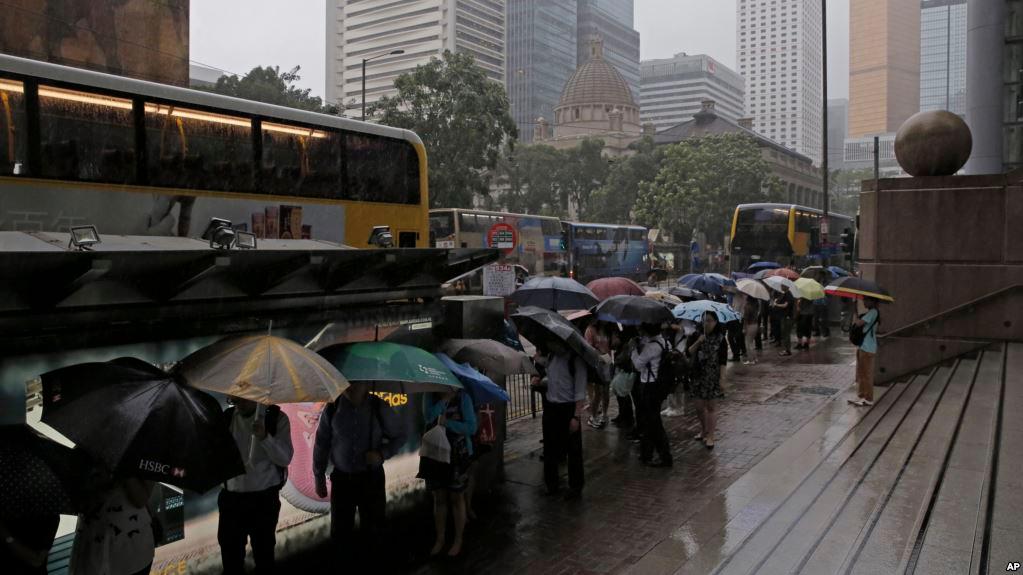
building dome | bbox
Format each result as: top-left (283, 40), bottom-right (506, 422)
top-left (557, 38), bottom-right (636, 109)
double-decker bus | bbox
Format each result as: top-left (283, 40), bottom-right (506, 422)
top-left (729, 203), bottom-right (855, 271)
top-left (0, 54), bottom-right (428, 246)
top-left (561, 222), bottom-right (650, 283)
top-left (429, 208), bottom-right (566, 275)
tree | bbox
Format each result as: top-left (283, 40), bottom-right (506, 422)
top-left (829, 167), bottom-right (873, 216)
top-left (371, 51), bottom-right (517, 208)
top-left (202, 66), bottom-right (337, 113)
top-left (491, 143), bottom-right (564, 215)
top-left (634, 133), bottom-right (781, 243)
top-left (553, 139), bottom-right (609, 218)
top-left (586, 137), bottom-right (662, 224)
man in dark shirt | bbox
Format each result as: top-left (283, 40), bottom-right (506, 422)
top-left (0, 514), bottom-right (59, 575)
top-left (313, 385), bottom-right (407, 562)
top-left (772, 286), bottom-right (795, 356)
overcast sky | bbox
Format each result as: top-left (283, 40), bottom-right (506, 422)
top-left (191, 0), bottom-right (850, 102)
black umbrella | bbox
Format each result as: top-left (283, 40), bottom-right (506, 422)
top-left (509, 277), bottom-right (599, 311)
top-left (510, 306), bottom-right (605, 379)
top-left (41, 358), bottom-right (245, 493)
top-left (0, 426), bottom-right (106, 518)
top-left (668, 286), bottom-right (707, 301)
top-left (594, 295), bottom-right (675, 326)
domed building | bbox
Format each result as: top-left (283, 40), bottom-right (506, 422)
top-left (536, 37), bottom-right (647, 157)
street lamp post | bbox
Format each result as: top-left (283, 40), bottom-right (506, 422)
top-left (821, 0), bottom-right (829, 264)
top-left (362, 49), bottom-right (405, 122)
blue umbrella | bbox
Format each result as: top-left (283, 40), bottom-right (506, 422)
top-left (747, 261), bottom-right (782, 272)
top-left (672, 300), bottom-right (743, 324)
top-left (435, 353), bottom-right (510, 404)
top-left (677, 274), bottom-right (724, 296)
top-left (731, 271), bottom-right (754, 280)
top-left (704, 273), bottom-right (737, 288)
top-left (828, 266), bottom-right (850, 277)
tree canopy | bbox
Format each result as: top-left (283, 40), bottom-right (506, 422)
top-left (371, 51), bottom-right (517, 208)
top-left (201, 65), bottom-right (337, 114)
top-left (586, 137), bottom-right (662, 224)
top-left (634, 133), bottom-right (781, 243)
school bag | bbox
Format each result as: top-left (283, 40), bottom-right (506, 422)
top-left (850, 312), bottom-right (880, 347)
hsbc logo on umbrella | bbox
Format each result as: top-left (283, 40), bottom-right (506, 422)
top-left (139, 459), bottom-right (186, 478)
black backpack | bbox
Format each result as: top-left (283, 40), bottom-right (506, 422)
top-left (650, 338), bottom-right (686, 391)
top-left (850, 312), bottom-right (880, 347)
top-left (224, 404), bottom-right (288, 490)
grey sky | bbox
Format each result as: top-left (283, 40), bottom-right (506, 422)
top-left (191, 0), bottom-right (850, 102)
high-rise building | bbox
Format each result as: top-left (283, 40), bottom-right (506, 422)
top-left (577, 0), bottom-right (640, 100)
top-left (736, 0), bottom-right (824, 165)
top-left (506, 0), bottom-right (578, 143)
top-left (920, 0), bottom-right (968, 116)
top-left (325, 0), bottom-right (505, 112)
top-left (827, 98), bottom-right (848, 169)
top-left (640, 53), bottom-right (746, 131)
top-left (965, 0), bottom-right (1020, 174)
top-left (847, 0), bottom-right (920, 139)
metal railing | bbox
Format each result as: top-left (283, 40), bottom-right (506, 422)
top-left (506, 373), bottom-right (540, 422)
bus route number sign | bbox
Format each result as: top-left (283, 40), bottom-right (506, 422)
top-left (487, 223), bottom-right (518, 254)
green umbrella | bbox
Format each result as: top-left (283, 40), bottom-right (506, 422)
top-left (318, 342), bottom-right (463, 393)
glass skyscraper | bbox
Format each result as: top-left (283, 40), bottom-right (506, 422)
top-left (506, 0), bottom-right (579, 143)
top-left (920, 0), bottom-right (968, 116)
top-left (576, 0), bottom-right (640, 100)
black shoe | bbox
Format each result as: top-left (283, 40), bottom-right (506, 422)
top-left (563, 489), bottom-right (582, 501)
top-left (647, 458), bottom-right (673, 468)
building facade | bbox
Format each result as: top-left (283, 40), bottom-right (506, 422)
top-left (920, 0), bottom-right (968, 116)
top-left (654, 101), bottom-right (823, 208)
top-left (640, 53), bottom-right (746, 132)
top-left (506, 0), bottom-right (578, 143)
top-left (576, 0), bottom-right (641, 101)
top-left (847, 0), bottom-right (920, 139)
top-left (827, 98), bottom-right (848, 170)
top-left (325, 0), bottom-right (505, 112)
top-left (736, 0), bottom-right (824, 165)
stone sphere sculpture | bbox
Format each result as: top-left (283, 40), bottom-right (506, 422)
top-left (894, 110), bottom-right (972, 177)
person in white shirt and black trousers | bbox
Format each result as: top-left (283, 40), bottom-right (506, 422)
top-left (537, 341), bottom-right (588, 500)
top-left (218, 396), bottom-right (294, 575)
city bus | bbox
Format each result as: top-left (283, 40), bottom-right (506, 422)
top-left (429, 208), bottom-right (566, 275)
top-left (0, 54), bottom-right (428, 247)
top-left (729, 203), bottom-right (855, 272)
top-left (561, 221), bottom-right (650, 283)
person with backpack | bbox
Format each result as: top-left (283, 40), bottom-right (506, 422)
top-left (537, 340), bottom-right (588, 500)
top-left (631, 323), bottom-right (673, 467)
top-left (313, 384), bottom-right (407, 563)
top-left (218, 396), bottom-right (294, 575)
top-left (850, 298), bottom-right (881, 406)
top-left (687, 311), bottom-right (727, 449)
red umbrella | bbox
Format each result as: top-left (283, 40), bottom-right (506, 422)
top-left (586, 277), bottom-right (645, 301)
top-left (764, 268), bottom-right (801, 281)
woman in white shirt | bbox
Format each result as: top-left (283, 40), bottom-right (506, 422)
top-left (71, 478), bottom-right (155, 575)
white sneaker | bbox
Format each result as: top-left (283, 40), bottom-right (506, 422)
top-left (861, 399), bottom-right (874, 406)
top-left (848, 398), bottom-right (864, 406)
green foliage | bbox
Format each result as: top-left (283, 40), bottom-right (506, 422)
top-left (829, 168), bottom-right (873, 216)
top-left (202, 66), bottom-right (337, 114)
top-left (492, 138), bottom-right (609, 218)
top-left (586, 137), bottom-right (662, 224)
top-left (634, 133), bottom-right (781, 242)
top-left (370, 51), bottom-right (517, 208)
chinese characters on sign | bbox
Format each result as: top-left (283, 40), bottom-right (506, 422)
top-left (483, 264), bottom-right (516, 297)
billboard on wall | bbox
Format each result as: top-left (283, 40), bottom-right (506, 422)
top-left (0, 0), bottom-right (190, 87)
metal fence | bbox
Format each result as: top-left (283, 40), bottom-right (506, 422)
top-left (506, 373), bottom-right (540, 422)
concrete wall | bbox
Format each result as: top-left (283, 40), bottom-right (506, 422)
top-left (861, 172), bottom-right (1023, 381)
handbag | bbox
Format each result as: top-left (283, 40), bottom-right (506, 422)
top-left (419, 425), bottom-right (451, 463)
top-left (610, 370), bottom-right (636, 396)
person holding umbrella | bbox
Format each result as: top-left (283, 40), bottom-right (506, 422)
top-left (218, 395), bottom-right (294, 575)
top-left (851, 297), bottom-right (881, 406)
top-left (584, 319), bottom-right (613, 429)
top-left (771, 285), bottom-right (796, 356)
top-left (742, 295), bottom-right (761, 365)
top-left (0, 514), bottom-right (58, 575)
top-left (422, 388), bottom-right (477, 557)
top-left (631, 323), bottom-right (673, 467)
top-left (686, 311), bottom-right (727, 449)
top-left (70, 477), bottom-right (156, 575)
top-left (536, 339), bottom-right (588, 499)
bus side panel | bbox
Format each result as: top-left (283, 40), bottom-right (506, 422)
top-left (343, 201), bottom-right (425, 248)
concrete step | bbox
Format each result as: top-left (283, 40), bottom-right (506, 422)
top-left (985, 343), bottom-right (1023, 575)
top-left (704, 371), bottom-right (934, 575)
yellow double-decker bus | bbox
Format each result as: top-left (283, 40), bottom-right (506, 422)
top-left (730, 203), bottom-right (854, 271)
top-left (0, 54), bottom-right (428, 247)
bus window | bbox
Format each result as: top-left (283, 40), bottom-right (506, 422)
top-left (429, 211), bottom-right (455, 239)
top-left (145, 103), bottom-right (253, 192)
top-left (261, 122), bottom-right (342, 199)
top-left (541, 219), bottom-right (562, 238)
top-left (629, 229), bottom-right (645, 242)
top-left (0, 79), bottom-right (27, 176)
top-left (38, 85), bottom-right (135, 183)
top-left (344, 133), bottom-right (420, 205)
top-left (459, 213), bottom-right (478, 233)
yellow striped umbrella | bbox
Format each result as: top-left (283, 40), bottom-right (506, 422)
top-left (176, 335), bottom-right (349, 404)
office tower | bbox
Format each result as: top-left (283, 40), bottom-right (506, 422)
top-left (828, 98), bottom-right (848, 169)
top-left (640, 53), bottom-right (746, 131)
top-left (577, 0), bottom-right (640, 100)
top-left (847, 0), bottom-right (920, 138)
top-left (506, 0), bottom-right (578, 143)
top-left (920, 0), bottom-right (967, 116)
top-left (325, 0), bottom-right (505, 112)
top-left (737, 0), bottom-right (824, 164)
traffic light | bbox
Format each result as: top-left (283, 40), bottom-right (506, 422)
top-left (840, 228), bottom-right (853, 254)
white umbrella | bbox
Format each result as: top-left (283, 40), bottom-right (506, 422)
top-left (736, 279), bottom-right (771, 301)
top-left (763, 276), bottom-right (803, 299)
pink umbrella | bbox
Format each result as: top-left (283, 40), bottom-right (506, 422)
top-left (764, 267), bottom-right (801, 281)
top-left (586, 277), bottom-right (645, 301)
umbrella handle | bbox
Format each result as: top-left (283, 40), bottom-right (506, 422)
top-left (248, 403), bottom-right (267, 463)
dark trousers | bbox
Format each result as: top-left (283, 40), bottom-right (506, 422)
top-left (770, 316), bottom-right (782, 342)
top-left (542, 401), bottom-right (584, 492)
top-left (781, 317), bottom-right (793, 352)
top-left (615, 392), bottom-right (634, 425)
top-left (330, 467), bottom-right (386, 559)
top-left (218, 487), bottom-right (282, 575)
top-left (639, 382), bottom-right (672, 462)
top-left (631, 380), bottom-right (646, 433)
top-left (727, 322), bottom-right (745, 359)
top-left (814, 306), bottom-right (831, 336)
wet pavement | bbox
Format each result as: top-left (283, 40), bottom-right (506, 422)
top-left (277, 339), bottom-right (1022, 574)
